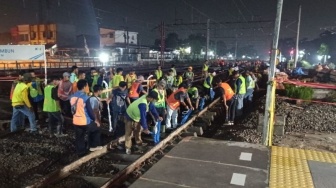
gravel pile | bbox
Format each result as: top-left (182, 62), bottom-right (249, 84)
top-left (0, 131), bottom-right (76, 187)
top-left (215, 95), bottom-right (336, 144)
top-left (48, 177), bottom-right (95, 188)
top-left (75, 158), bottom-right (120, 177)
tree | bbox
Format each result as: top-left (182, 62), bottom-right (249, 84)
top-left (187, 34), bottom-right (206, 55)
top-left (153, 39), bottom-right (161, 48)
top-left (165, 33), bottom-right (180, 50)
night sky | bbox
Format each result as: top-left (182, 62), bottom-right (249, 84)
top-left (0, 0), bottom-right (335, 55)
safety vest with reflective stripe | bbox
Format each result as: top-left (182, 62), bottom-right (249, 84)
top-left (234, 75), bottom-right (246, 94)
top-left (203, 64), bottom-right (209, 71)
top-left (167, 87), bottom-right (186, 110)
top-left (129, 82), bottom-right (141, 98)
top-left (203, 75), bottom-right (213, 89)
top-left (155, 70), bottom-right (162, 79)
top-left (43, 85), bottom-right (60, 112)
top-left (153, 88), bottom-right (165, 108)
top-left (126, 95), bottom-right (148, 122)
top-left (220, 83), bottom-right (234, 101)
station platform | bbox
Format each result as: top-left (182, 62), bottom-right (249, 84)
top-left (130, 137), bottom-right (336, 188)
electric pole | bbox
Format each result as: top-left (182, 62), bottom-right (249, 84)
top-left (262, 0), bottom-right (284, 146)
top-left (160, 21), bottom-right (165, 67)
top-left (294, 5), bottom-right (302, 68)
top-left (235, 34), bottom-right (238, 59)
top-left (206, 19), bottom-right (210, 60)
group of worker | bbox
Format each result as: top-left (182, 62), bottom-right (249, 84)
top-left (10, 63), bottom-right (214, 156)
top-left (214, 69), bottom-right (257, 125)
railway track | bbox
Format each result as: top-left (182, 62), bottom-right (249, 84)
top-left (26, 98), bottom-right (221, 188)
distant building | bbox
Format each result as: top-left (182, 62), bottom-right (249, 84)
top-left (99, 28), bottom-right (138, 48)
top-left (10, 24), bottom-right (76, 47)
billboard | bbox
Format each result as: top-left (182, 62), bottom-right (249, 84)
top-left (0, 45), bottom-right (45, 60)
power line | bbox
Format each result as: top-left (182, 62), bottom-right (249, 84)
top-left (231, 0), bottom-right (248, 22)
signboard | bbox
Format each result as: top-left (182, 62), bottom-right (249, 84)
top-left (0, 45), bottom-right (47, 84)
top-left (0, 45), bottom-right (45, 60)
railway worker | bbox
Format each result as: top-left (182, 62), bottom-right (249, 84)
top-left (129, 76), bottom-right (147, 103)
top-left (124, 91), bottom-right (162, 154)
top-left (155, 65), bottom-right (163, 80)
top-left (10, 70), bottom-right (25, 100)
top-left (166, 82), bottom-right (194, 130)
top-left (214, 77), bottom-right (236, 125)
top-left (187, 83), bottom-right (200, 111)
top-left (125, 68), bottom-right (137, 88)
top-left (171, 64), bottom-right (177, 77)
top-left (151, 80), bottom-right (167, 142)
top-left (173, 72), bottom-right (183, 91)
top-left (71, 79), bottom-right (102, 156)
top-left (203, 69), bottom-right (215, 99)
top-left (28, 69), bottom-right (44, 123)
top-left (232, 71), bottom-right (246, 118)
top-left (228, 67), bottom-right (234, 76)
top-left (202, 60), bottom-right (209, 78)
top-left (183, 66), bottom-right (194, 81)
top-left (244, 70), bottom-right (256, 110)
top-left (97, 68), bottom-right (110, 118)
top-left (109, 81), bottom-right (130, 136)
top-left (90, 68), bottom-right (99, 92)
top-left (110, 68), bottom-right (124, 89)
top-left (166, 69), bottom-right (175, 93)
top-left (43, 76), bottom-right (66, 137)
top-left (72, 71), bottom-right (89, 94)
top-left (10, 73), bottom-right (37, 133)
top-left (70, 65), bottom-right (78, 84)
top-left (10, 71), bottom-right (26, 128)
top-left (88, 85), bottom-right (104, 152)
top-left (58, 72), bottom-right (73, 117)
top-left (107, 67), bottom-right (116, 79)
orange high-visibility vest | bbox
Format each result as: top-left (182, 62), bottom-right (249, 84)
top-left (220, 82), bottom-right (234, 101)
top-left (167, 87), bottom-right (186, 110)
top-left (129, 82), bottom-right (141, 98)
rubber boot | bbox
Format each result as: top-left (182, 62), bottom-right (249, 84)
top-left (56, 125), bottom-right (67, 137)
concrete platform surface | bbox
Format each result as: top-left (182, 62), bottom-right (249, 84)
top-left (130, 137), bottom-right (269, 188)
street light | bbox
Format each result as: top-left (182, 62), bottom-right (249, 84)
top-left (99, 52), bottom-right (109, 63)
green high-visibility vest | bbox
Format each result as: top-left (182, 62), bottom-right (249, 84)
top-left (203, 75), bottom-right (213, 89)
top-left (43, 85), bottom-right (60, 112)
top-left (126, 95), bottom-right (148, 122)
top-left (155, 70), bottom-right (162, 79)
top-left (203, 64), bottom-right (209, 71)
top-left (246, 76), bottom-right (255, 89)
top-left (235, 75), bottom-right (246, 94)
top-left (112, 75), bottom-right (124, 88)
top-left (91, 74), bottom-right (99, 91)
top-left (188, 87), bottom-right (199, 98)
top-left (153, 88), bottom-right (165, 108)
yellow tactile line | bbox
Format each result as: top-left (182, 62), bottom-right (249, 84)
top-left (270, 146), bottom-right (336, 188)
